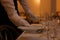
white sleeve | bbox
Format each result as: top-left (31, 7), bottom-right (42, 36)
top-left (0, 0), bottom-right (17, 16)
top-left (0, 0), bottom-right (30, 27)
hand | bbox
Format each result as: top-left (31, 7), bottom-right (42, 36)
top-left (23, 22), bottom-right (31, 27)
top-left (26, 14), bottom-right (40, 23)
top-left (20, 19), bottom-right (31, 27)
top-left (30, 15), bottom-right (40, 22)
top-left (25, 10), bottom-right (40, 23)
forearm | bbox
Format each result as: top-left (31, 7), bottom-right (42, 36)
top-left (19, 0), bottom-right (37, 21)
top-left (18, 0), bottom-right (30, 12)
top-left (18, 0), bottom-right (34, 15)
top-left (18, 0), bottom-right (39, 22)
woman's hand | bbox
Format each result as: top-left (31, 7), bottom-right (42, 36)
top-left (26, 13), bottom-right (40, 23)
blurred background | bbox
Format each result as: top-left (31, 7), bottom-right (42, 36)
top-left (17, 0), bottom-right (60, 19)
top-left (17, 0), bottom-right (60, 40)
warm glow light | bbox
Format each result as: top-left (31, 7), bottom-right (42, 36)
top-left (34, 0), bottom-right (40, 4)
